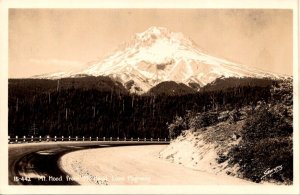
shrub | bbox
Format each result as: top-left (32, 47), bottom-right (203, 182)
top-left (168, 110), bottom-right (220, 138)
top-left (227, 104), bottom-right (293, 184)
top-left (185, 110), bottom-right (219, 130)
top-left (168, 116), bottom-right (186, 139)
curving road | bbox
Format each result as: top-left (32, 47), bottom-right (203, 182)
top-left (9, 141), bottom-right (168, 185)
top-left (61, 145), bottom-right (256, 185)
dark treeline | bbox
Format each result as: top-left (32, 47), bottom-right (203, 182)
top-left (8, 76), bottom-right (278, 138)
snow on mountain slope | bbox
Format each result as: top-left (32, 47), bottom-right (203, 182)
top-left (35, 26), bottom-right (281, 93)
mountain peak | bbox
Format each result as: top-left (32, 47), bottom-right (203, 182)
top-left (34, 26), bottom-right (281, 94)
top-left (136, 26), bottom-right (170, 39)
top-left (141, 26), bottom-right (169, 35)
top-left (132, 26), bottom-right (192, 48)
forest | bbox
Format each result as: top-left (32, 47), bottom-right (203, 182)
top-left (8, 76), bottom-right (281, 139)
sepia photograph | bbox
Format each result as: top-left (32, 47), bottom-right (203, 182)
top-left (0, 0), bottom-right (299, 194)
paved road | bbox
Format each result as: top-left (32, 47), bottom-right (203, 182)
top-left (8, 141), bottom-right (168, 185)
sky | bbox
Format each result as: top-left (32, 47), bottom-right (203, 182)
top-left (9, 9), bottom-right (293, 78)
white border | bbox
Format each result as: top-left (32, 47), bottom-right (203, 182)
top-left (0, 0), bottom-right (299, 194)
top-left (0, 0), bottom-right (298, 9)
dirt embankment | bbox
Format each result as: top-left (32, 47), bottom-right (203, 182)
top-left (159, 120), bottom-right (244, 178)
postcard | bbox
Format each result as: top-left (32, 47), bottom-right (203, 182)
top-left (0, 0), bottom-right (299, 194)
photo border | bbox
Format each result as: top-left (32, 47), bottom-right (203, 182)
top-left (0, 0), bottom-right (299, 194)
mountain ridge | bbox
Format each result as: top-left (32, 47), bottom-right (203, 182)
top-left (33, 26), bottom-right (284, 94)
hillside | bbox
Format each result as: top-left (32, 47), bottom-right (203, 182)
top-left (159, 78), bottom-right (293, 184)
top-left (9, 76), bottom-right (128, 98)
top-left (147, 81), bottom-right (196, 96)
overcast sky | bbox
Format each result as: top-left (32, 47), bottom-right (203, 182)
top-left (9, 9), bottom-right (292, 78)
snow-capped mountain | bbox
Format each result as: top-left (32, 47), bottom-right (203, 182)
top-left (34, 26), bottom-right (281, 93)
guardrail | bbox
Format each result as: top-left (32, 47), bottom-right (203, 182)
top-left (8, 135), bottom-right (170, 144)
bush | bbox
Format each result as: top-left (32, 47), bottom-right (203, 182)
top-left (185, 110), bottom-right (219, 130)
top-left (168, 110), bottom-right (220, 139)
top-left (168, 116), bottom-right (186, 139)
top-left (227, 104), bottom-right (293, 184)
